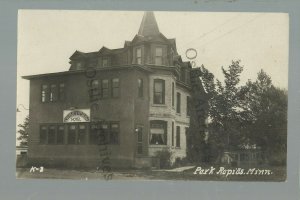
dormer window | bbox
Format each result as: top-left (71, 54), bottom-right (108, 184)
top-left (136, 48), bottom-right (142, 64)
top-left (102, 58), bottom-right (108, 67)
top-left (76, 62), bottom-right (83, 70)
top-left (155, 47), bottom-right (163, 65)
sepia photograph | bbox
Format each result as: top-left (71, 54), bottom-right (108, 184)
top-left (16, 10), bottom-right (288, 181)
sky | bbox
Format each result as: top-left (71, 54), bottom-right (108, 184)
top-left (16, 10), bottom-right (289, 144)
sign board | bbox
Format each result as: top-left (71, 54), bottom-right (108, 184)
top-left (63, 109), bottom-right (90, 123)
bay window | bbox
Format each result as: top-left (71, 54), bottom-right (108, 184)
top-left (177, 92), bottom-right (181, 113)
top-left (153, 79), bottom-right (165, 104)
top-left (155, 47), bottom-right (163, 65)
top-left (150, 120), bottom-right (167, 145)
top-left (136, 48), bottom-right (142, 64)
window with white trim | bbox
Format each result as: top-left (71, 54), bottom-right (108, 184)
top-left (150, 120), bottom-right (167, 145)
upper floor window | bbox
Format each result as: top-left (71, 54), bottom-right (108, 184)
top-left (177, 92), bottom-right (181, 113)
top-left (76, 62), bottom-right (83, 70)
top-left (88, 80), bottom-right (101, 101)
top-left (150, 120), bottom-right (167, 145)
top-left (59, 83), bottom-right (65, 101)
top-left (153, 79), bottom-right (165, 104)
top-left (136, 48), bottom-right (142, 64)
top-left (41, 85), bottom-right (48, 103)
top-left (102, 58), bottom-right (108, 67)
top-left (42, 83), bottom-right (65, 103)
top-left (187, 96), bottom-right (191, 116)
top-left (138, 78), bottom-right (143, 98)
top-left (50, 84), bottom-right (58, 102)
top-left (112, 78), bottom-right (120, 98)
top-left (102, 79), bottom-right (109, 98)
top-left (155, 47), bottom-right (163, 65)
top-left (172, 82), bottom-right (175, 107)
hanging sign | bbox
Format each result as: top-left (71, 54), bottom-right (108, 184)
top-left (63, 109), bottom-right (90, 123)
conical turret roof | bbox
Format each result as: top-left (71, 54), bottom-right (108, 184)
top-left (138, 11), bottom-right (160, 36)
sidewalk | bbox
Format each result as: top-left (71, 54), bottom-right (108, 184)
top-left (153, 166), bottom-right (196, 172)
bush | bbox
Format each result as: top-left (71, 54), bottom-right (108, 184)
top-left (155, 150), bottom-right (172, 169)
top-left (173, 157), bottom-right (190, 168)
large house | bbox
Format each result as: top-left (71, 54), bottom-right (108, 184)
top-left (23, 12), bottom-right (208, 168)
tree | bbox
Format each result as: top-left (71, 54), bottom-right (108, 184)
top-left (240, 70), bottom-right (287, 165)
top-left (204, 60), bottom-right (245, 150)
top-left (196, 62), bottom-right (287, 166)
top-left (17, 115), bottom-right (29, 146)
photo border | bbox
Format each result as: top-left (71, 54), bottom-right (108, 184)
top-left (1, 0), bottom-right (299, 199)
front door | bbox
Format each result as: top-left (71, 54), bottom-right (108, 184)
top-left (136, 126), bottom-right (143, 155)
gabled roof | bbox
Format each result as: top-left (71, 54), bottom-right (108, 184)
top-left (69, 50), bottom-right (86, 60)
top-left (69, 50), bottom-right (99, 60)
top-left (99, 46), bottom-right (125, 55)
top-left (98, 46), bottom-right (112, 55)
top-left (124, 41), bottom-right (131, 47)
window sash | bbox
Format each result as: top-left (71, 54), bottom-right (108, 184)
top-left (102, 58), bottom-right (108, 67)
top-left (137, 127), bottom-right (143, 142)
top-left (40, 126), bottom-right (47, 144)
top-left (155, 47), bottom-right (163, 56)
top-left (57, 126), bottom-right (64, 144)
top-left (42, 83), bottom-right (65, 102)
top-left (50, 84), bottom-right (58, 102)
top-left (187, 96), bottom-right (191, 116)
top-left (150, 121), bottom-right (167, 145)
top-left (137, 144), bottom-right (143, 154)
top-left (68, 125), bottom-right (76, 144)
top-left (153, 80), bottom-right (165, 104)
top-left (136, 48), bottom-right (142, 64)
top-left (176, 126), bottom-right (180, 147)
top-left (102, 79), bottom-right (109, 98)
top-left (177, 92), bottom-right (181, 113)
top-left (48, 126), bottom-right (56, 144)
top-left (172, 83), bottom-right (175, 107)
top-left (41, 85), bottom-right (48, 102)
top-left (59, 83), bottom-right (65, 101)
top-left (155, 57), bottom-right (163, 65)
top-left (77, 124), bottom-right (86, 145)
top-left (172, 122), bottom-right (174, 146)
top-left (112, 78), bottom-right (119, 98)
top-left (89, 124), bottom-right (99, 145)
top-left (138, 78), bottom-right (143, 98)
top-left (110, 123), bottom-right (119, 144)
top-left (155, 47), bottom-right (163, 65)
